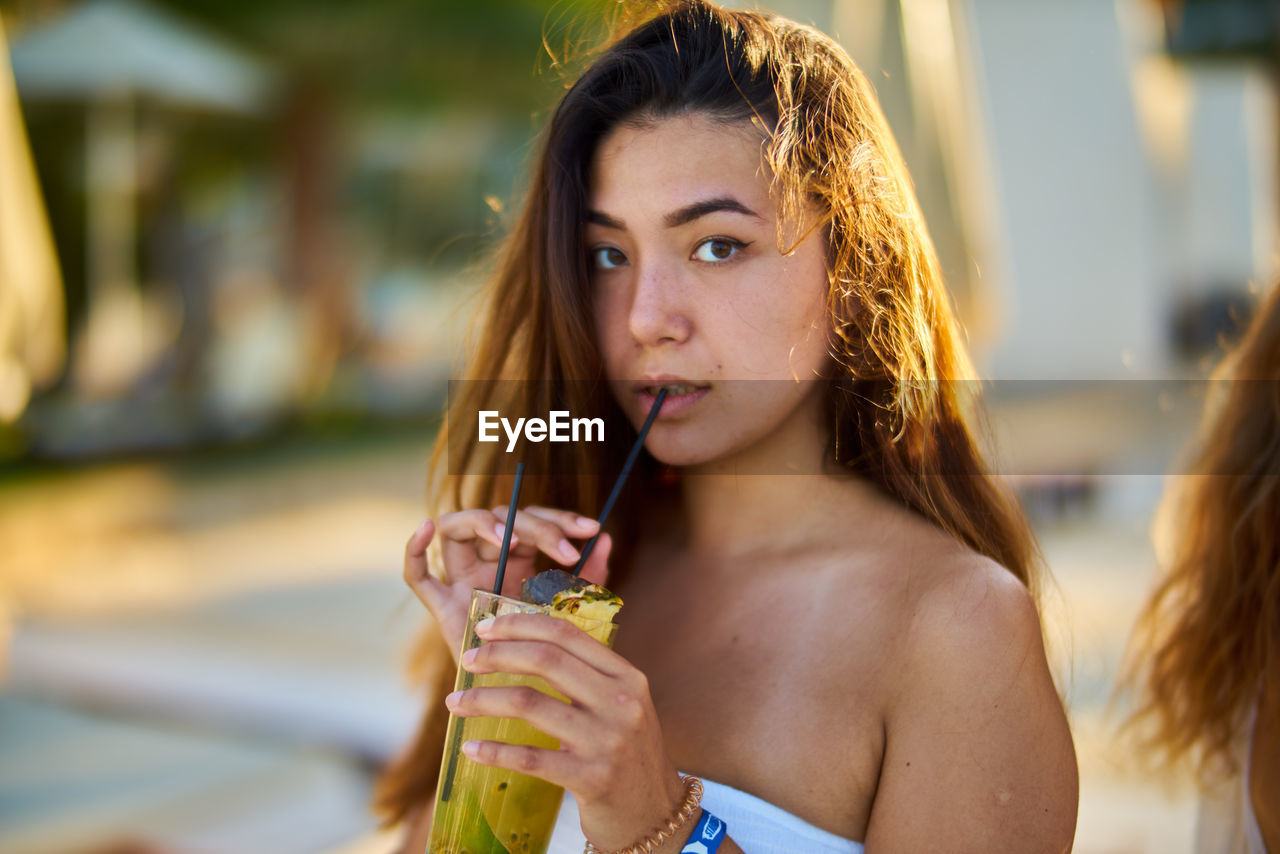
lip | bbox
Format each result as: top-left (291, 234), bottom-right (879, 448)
top-left (632, 376), bottom-right (711, 419)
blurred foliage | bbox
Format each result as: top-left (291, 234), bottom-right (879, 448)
top-left (0, 0), bottom-right (616, 113)
top-left (0, 0), bottom-right (625, 323)
top-left (0, 0), bottom-right (633, 458)
top-left (147, 0), bottom-right (612, 115)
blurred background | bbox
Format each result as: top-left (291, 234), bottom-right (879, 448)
top-left (0, 0), bottom-right (1275, 852)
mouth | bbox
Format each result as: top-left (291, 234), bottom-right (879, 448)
top-left (638, 382), bottom-right (703, 396)
top-left (632, 379), bottom-right (711, 418)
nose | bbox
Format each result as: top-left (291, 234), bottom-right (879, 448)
top-left (627, 257), bottom-right (692, 347)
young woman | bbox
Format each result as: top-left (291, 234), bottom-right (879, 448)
top-left (1124, 282), bottom-right (1280, 854)
top-left (381, 2), bottom-right (1078, 851)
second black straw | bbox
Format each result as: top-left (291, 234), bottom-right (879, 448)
top-left (573, 387), bottom-right (668, 576)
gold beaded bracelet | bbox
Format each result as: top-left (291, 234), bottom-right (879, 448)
top-left (583, 775), bottom-right (704, 854)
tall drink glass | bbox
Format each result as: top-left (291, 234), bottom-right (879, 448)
top-left (428, 589), bottom-right (618, 854)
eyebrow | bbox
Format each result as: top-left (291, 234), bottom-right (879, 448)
top-left (586, 196), bottom-right (764, 230)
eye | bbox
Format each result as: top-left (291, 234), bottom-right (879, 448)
top-left (590, 246), bottom-right (629, 270)
top-left (692, 237), bottom-right (747, 263)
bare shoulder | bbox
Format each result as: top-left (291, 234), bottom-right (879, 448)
top-left (904, 549), bottom-right (1043, 679)
top-left (864, 545), bottom-right (1078, 853)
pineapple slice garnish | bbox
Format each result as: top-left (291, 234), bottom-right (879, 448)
top-left (520, 569), bottom-right (622, 645)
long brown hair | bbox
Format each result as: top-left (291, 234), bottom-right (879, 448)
top-left (375, 0), bottom-right (1040, 825)
top-left (1124, 281), bottom-right (1280, 783)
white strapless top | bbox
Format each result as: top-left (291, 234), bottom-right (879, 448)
top-left (545, 777), bottom-right (865, 854)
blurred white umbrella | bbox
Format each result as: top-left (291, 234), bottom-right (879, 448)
top-left (8, 0), bottom-right (268, 111)
top-left (9, 0), bottom-right (270, 397)
top-left (0, 15), bottom-right (64, 423)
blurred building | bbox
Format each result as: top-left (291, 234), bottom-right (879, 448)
top-left (774, 0), bottom-right (1275, 380)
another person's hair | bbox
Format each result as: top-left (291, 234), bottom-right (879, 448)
top-left (1124, 281), bottom-right (1280, 782)
top-left (376, 0), bottom-right (1040, 824)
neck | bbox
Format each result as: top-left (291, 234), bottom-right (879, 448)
top-left (672, 389), bottom-right (867, 560)
top-left (678, 474), bottom-right (826, 558)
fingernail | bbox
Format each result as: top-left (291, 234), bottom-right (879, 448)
top-left (462, 741), bottom-right (480, 758)
top-left (577, 516), bottom-right (599, 529)
top-left (494, 523), bottom-right (517, 544)
top-left (475, 618), bottom-right (495, 637)
top-left (558, 539), bottom-right (580, 561)
top-left (461, 648), bottom-right (478, 668)
top-left (445, 691), bottom-right (463, 709)
top-left (416, 519), bottom-right (431, 536)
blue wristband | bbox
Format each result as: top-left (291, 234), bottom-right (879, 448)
top-left (681, 808), bottom-right (726, 854)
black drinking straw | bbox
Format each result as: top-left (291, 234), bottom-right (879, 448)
top-left (572, 387), bottom-right (667, 576)
top-left (441, 461), bottom-right (525, 804)
top-left (491, 461), bottom-right (525, 594)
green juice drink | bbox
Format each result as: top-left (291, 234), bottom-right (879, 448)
top-left (429, 585), bottom-right (619, 854)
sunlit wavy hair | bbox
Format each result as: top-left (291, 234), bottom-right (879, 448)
top-left (1123, 281), bottom-right (1280, 783)
top-left (376, 0), bottom-right (1040, 826)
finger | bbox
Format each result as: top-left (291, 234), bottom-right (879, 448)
top-left (577, 532), bottom-right (612, 588)
top-left (492, 507), bottom-right (581, 566)
top-left (437, 509), bottom-right (512, 549)
top-left (403, 521), bottom-right (454, 617)
top-left (472, 533), bottom-right (539, 583)
top-left (522, 506), bottom-right (601, 538)
top-left (407, 565), bottom-right (452, 621)
top-left (474, 538), bottom-right (503, 563)
top-left (445, 685), bottom-right (595, 744)
top-left (472, 614), bottom-right (627, 680)
top-left (402, 519), bottom-right (435, 586)
top-left (463, 638), bottom-right (617, 707)
top-left (461, 739), bottom-right (581, 790)
top-left (404, 518), bottom-right (435, 554)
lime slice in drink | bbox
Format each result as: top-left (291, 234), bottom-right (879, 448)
top-left (434, 787), bottom-right (509, 854)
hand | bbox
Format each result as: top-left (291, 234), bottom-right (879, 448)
top-left (403, 506), bottom-right (612, 662)
top-left (444, 612), bottom-right (689, 852)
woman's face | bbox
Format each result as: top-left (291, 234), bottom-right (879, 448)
top-left (587, 111), bottom-right (832, 469)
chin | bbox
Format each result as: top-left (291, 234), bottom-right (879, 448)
top-left (645, 444), bottom-right (720, 469)
top-left (642, 426), bottom-right (750, 470)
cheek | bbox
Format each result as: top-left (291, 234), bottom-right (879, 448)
top-left (785, 243), bottom-right (832, 350)
top-left (592, 286), bottom-right (628, 366)
top-left (734, 249), bottom-right (831, 374)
